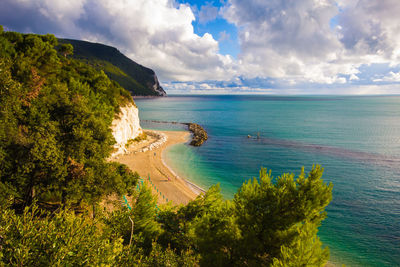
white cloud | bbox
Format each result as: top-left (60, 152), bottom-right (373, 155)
top-left (0, 0), bottom-right (236, 81)
top-left (373, 71), bottom-right (400, 82)
top-left (164, 80), bottom-right (400, 95)
top-left (337, 0), bottom-right (400, 62)
top-left (349, 74), bottom-right (360, 81)
top-left (222, 0), bottom-right (348, 82)
top-left (222, 0), bottom-right (400, 87)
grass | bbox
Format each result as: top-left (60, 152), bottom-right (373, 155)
top-left (125, 132), bottom-right (148, 148)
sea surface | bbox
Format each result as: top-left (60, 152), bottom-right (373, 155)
top-left (135, 95), bottom-right (400, 267)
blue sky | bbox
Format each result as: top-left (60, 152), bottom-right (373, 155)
top-left (1, 0), bottom-right (400, 94)
top-left (176, 0), bottom-right (240, 57)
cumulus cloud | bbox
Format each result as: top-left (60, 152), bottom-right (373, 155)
top-left (373, 71), bottom-right (400, 82)
top-left (164, 78), bottom-right (400, 95)
top-left (222, 0), bottom-right (343, 81)
top-left (337, 0), bottom-right (400, 61)
top-left (222, 0), bottom-right (400, 86)
top-left (0, 0), bottom-right (236, 81)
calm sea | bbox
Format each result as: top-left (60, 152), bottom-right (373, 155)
top-left (135, 95), bottom-right (400, 267)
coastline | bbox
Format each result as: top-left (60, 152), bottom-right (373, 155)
top-left (114, 129), bottom-right (202, 204)
top-left (161, 149), bottom-right (206, 195)
top-left (111, 129), bottom-right (340, 267)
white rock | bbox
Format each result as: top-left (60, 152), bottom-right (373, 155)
top-left (110, 103), bottom-right (142, 157)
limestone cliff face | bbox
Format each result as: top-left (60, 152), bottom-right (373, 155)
top-left (151, 74), bottom-right (167, 96)
top-left (111, 103), bottom-right (142, 156)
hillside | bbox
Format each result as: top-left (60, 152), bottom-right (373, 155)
top-left (0, 30), bottom-right (138, 208)
top-left (58, 38), bottom-right (166, 96)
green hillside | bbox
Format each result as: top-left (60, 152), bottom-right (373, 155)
top-left (59, 38), bottom-right (166, 96)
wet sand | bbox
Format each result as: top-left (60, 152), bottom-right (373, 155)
top-left (114, 130), bottom-right (200, 205)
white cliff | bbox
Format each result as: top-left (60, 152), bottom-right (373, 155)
top-left (111, 103), bottom-right (142, 157)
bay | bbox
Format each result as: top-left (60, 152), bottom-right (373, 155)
top-left (136, 95), bottom-right (400, 267)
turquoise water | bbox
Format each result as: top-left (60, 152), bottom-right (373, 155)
top-left (136, 95), bottom-right (400, 267)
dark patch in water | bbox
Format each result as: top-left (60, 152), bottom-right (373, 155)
top-left (251, 136), bottom-right (400, 170)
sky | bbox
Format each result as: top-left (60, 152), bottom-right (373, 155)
top-left (1, 0), bottom-right (400, 94)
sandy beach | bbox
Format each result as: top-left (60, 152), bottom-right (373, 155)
top-left (113, 130), bottom-right (201, 205)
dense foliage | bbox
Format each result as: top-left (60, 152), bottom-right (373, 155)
top-left (1, 167), bottom-right (332, 266)
top-left (0, 29), bottom-right (138, 208)
top-left (0, 28), bottom-right (333, 266)
top-left (58, 38), bottom-right (166, 96)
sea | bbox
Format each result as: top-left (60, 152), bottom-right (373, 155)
top-left (135, 95), bottom-right (400, 267)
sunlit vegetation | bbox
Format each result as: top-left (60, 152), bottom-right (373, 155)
top-left (58, 38), bottom-right (165, 96)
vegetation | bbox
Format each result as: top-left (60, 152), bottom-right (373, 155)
top-left (58, 39), bottom-right (166, 96)
top-left (1, 166), bottom-right (332, 266)
top-left (126, 132), bottom-right (148, 148)
top-left (0, 29), bottom-right (137, 209)
top-left (0, 27), bottom-right (333, 266)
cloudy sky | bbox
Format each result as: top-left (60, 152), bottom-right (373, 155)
top-left (1, 0), bottom-right (400, 94)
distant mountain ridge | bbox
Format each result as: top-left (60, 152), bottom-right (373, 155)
top-left (59, 38), bottom-right (166, 96)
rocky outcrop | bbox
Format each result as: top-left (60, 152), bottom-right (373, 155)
top-left (151, 74), bottom-right (167, 96)
top-left (111, 103), bottom-right (142, 156)
top-left (186, 123), bottom-right (208, 146)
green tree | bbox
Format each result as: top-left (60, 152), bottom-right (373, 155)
top-left (142, 243), bottom-right (199, 267)
top-left (271, 221), bottom-right (329, 267)
top-left (157, 184), bottom-right (227, 255)
top-left (59, 43), bottom-right (73, 58)
top-left (189, 190), bottom-right (240, 266)
top-left (0, 32), bottom-right (136, 208)
top-left (105, 183), bottom-right (161, 249)
top-left (0, 205), bottom-right (124, 266)
top-left (132, 184), bottom-right (162, 249)
top-left (233, 165), bottom-right (332, 266)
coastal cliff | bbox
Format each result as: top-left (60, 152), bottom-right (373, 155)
top-left (111, 103), bottom-right (143, 156)
top-left (58, 38), bottom-right (166, 96)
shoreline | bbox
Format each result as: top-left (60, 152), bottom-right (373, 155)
top-left (114, 129), bottom-right (202, 204)
top-left (112, 129), bottom-right (341, 267)
top-left (161, 148), bottom-right (206, 195)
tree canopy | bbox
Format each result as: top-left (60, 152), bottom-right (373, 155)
top-left (1, 166), bottom-right (332, 266)
top-left (0, 29), bottom-right (137, 208)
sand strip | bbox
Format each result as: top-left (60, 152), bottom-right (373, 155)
top-left (113, 130), bottom-right (202, 205)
